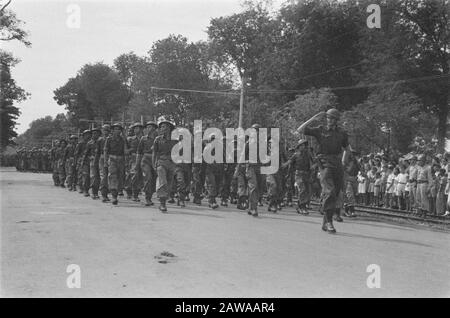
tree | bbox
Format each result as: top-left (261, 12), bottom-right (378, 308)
top-left (54, 63), bottom-right (129, 127)
top-left (0, 0), bottom-right (30, 148)
top-left (0, 51), bottom-right (28, 148)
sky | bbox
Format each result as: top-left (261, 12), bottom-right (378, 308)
top-left (3, 0), bottom-right (283, 134)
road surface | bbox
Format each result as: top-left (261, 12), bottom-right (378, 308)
top-left (1, 168), bottom-right (449, 297)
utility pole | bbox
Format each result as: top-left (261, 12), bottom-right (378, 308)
top-left (238, 75), bottom-right (246, 128)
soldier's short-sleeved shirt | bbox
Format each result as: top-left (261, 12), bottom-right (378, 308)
top-left (153, 134), bottom-right (177, 159)
top-left (290, 150), bottom-right (310, 172)
top-left (137, 132), bottom-right (158, 155)
top-left (304, 125), bottom-right (348, 155)
top-left (105, 135), bottom-right (125, 156)
top-left (127, 135), bottom-right (141, 154)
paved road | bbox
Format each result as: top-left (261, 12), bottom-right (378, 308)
top-left (1, 168), bottom-right (449, 297)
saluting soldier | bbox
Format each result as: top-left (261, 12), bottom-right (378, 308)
top-left (152, 119), bottom-right (178, 212)
top-left (98, 124), bottom-right (111, 202)
top-left (104, 123), bottom-right (128, 205)
top-left (297, 108), bottom-right (350, 234)
top-left (136, 121), bottom-right (159, 206)
top-left (85, 127), bottom-right (102, 199)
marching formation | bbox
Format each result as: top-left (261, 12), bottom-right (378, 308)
top-left (15, 109), bottom-right (450, 233)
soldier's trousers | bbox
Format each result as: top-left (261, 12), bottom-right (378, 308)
top-left (108, 155), bottom-right (125, 194)
top-left (99, 155), bottom-right (108, 197)
top-left (58, 159), bottom-right (66, 186)
top-left (76, 159), bottom-right (83, 189)
top-left (286, 173), bottom-right (295, 203)
top-left (266, 173), bottom-right (278, 205)
top-left (344, 175), bottom-right (358, 208)
top-left (415, 183), bottom-right (429, 212)
top-left (246, 164), bottom-right (262, 211)
top-left (192, 163), bottom-right (205, 199)
top-left (176, 164), bottom-right (191, 198)
top-left (125, 154), bottom-right (138, 196)
top-left (156, 158), bottom-right (177, 200)
top-left (236, 164), bottom-right (247, 198)
top-left (295, 170), bottom-right (311, 208)
top-left (319, 165), bottom-right (344, 221)
top-left (221, 164), bottom-right (234, 201)
top-left (81, 161), bottom-right (90, 194)
top-left (89, 156), bottom-right (100, 196)
top-left (65, 158), bottom-right (76, 189)
top-left (409, 184), bottom-right (417, 210)
top-left (141, 154), bottom-right (156, 200)
top-left (205, 164), bottom-right (223, 202)
top-left (52, 162), bottom-right (59, 185)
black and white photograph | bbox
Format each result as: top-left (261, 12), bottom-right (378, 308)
top-left (0, 0), bottom-right (449, 301)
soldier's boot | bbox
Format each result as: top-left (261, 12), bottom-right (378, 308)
top-left (334, 208), bottom-right (343, 222)
top-left (125, 188), bottom-right (132, 200)
top-left (145, 196), bottom-right (154, 206)
top-left (132, 192), bottom-right (140, 202)
top-left (167, 196), bottom-right (176, 204)
top-left (343, 206), bottom-right (351, 217)
top-left (249, 208), bottom-right (258, 217)
top-left (322, 210), bottom-right (336, 233)
top-left (220, 198), bottom-right (228, 207)
top-left (84, 189), bottom-right (90, 197)
top-left (118, 190), bottom-right (124, 196)
top-left (78, 186), bottom-right (83, 194)
top-left (258, 199), bottom-right (264, 207)
top-left (159, 199), bottom-right (167, 213)
top-left (111, 190), bottom-right (118, 205)
top-left (60, 183), bottom-right (66, 188)
top-left (237, 196), bottom-right (248, 210)
top-left (193, 195), bottom-right (202, 205)
top-left (208, 198), bottom-right (218, 209)
top-left (268, 200), bottom-right (277, 213)
top-left (101, 190), bottom-right (109, 203)
top-left (350, 206), bottom-right (357, 217)
top-left (92, 191), bottom-right (99, 200)
top-left (177, 194), bottom-right (185, 207)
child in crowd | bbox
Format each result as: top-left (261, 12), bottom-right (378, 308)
top-left (396, 165), bottom-right (408, 210)
top-left (357, 170), bottom-right (366, 205)
top-left (385, 166), bottom-right (394, 208)
top-left (367, 166), bottom-right (377, 206)
top-left (428, 165), bottom-right (439, 215)
top-left (374, 172), bottom-right (382, 207)
top-left (391, 167), bottom-right (400, 209)
top-left (436, 169), bottom-right (447, 215)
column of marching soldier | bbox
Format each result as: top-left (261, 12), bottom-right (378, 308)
top-left (17, 109), bottom-right (361, 233)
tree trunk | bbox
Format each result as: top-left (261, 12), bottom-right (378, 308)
top-left (436, 91), bottom-right (449, 153)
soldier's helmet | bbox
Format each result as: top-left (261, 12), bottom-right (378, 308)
top-left (251, 123), bottom-right (261, 130)
top-left (112, 123), bottom-right (123, 130)
top-left (145, 121), bottom-right (158, 129)
top-left (102, 124), bottom-right (111, 131)
top-left (133, 122), bottom-right (143, 129)
top-left (326, 108), bottom-right (340, 119)
top-left (82, 129), bottom-right (92, 135)
top-left (69, 135), bottom-right (78, 140)
top-left (157, 118), bottom-right (175, 130)
top-left (296, 139), bottom-right (308, 148)
top-left (91, 127), bottom-right (101, 134)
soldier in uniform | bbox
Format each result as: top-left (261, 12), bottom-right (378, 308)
top-left (297, 108), bottom-right (350, 233)
top-left (407, 155), bottom-right (418, 214)
top-left (75, 130), bottom-right (91, 196)
top-left (174, 134), bottom-right (190, 207)
top-left (50, 142), bottom-right (60, 185)
top-left (65, 135), bottom-right (78, 191)
top-left (57, 139), bottom-right (67, 187)
top-left (204, 134), bottom-right (223, 209)
top-left (105, 123), bottom-right (127, 205)
top-left (285, 147), bottom-right (296, 207)
top-left (152, 119), bottom-right (178, 212)
top-left (283, 139), bottom-right (312, 215)
top-left (136, 121), bottom-right (159, 206)
top-left (126, 123), bottom-right (144, 201)
top-left (343, 147), bottom-right (360, 218)
top-left (99, 124), bottom-right (111, 202)
top-left (85, 128), bottom-right (102, 199)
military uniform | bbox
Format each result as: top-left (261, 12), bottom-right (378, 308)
top-left (126, 125), bottom-right (143, 200)
top-left (57, 142), bottom-right (67, 187)
top-left (343, 150), bottom-right (359, 217)
top-left (50, 145), bottom-right (59, 185)
top-left (105, 126), bottom-right (126, 204)
top-left (85, 131), bottom-right (101, 199)
top-left (64, 137), bottom-right (77, 191)
top-left (415, 158), bottom-right (433, 216)
top-left (289, 141), bottom-right (312, 214)
top-left (304, 109), bottom-right (349, 232)
top-left (137, 123), bottom-right (158, 205)
top-left (98, 126), bottom-right (110, 202)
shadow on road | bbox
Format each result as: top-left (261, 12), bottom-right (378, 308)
top-left (336, 232), bottom-right (432, 248)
